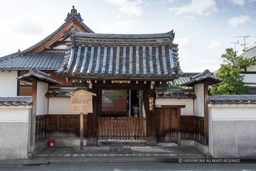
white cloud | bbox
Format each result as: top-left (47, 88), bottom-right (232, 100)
top-left (14, 18), bottom-right (44, 35)
top-left (169, 0), bottom-right (217, 16)
top-left (98, 20), bottom-right (133, 34)
top-left (187, 64), bottom-right (219, 72)
top-left (105, 0), bottom-right (143, 16)
top-left (229, 0), bottom-right (246, 6)
top-left (174, 38), bottom-right (189, 50)
top-left (208, 40), bottom-right (221, 49)
top-left (228, 15), bottom-right (250, 27)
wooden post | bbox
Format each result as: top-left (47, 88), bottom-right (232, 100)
top-left (204, 82), bottom-right (209, 145)
top-left (80, 112), bottom-right (84, 150)
top-left (30, 79), bottom-right (37, 152)
top-left (177, 108), bottom-right (181, 146)
top-left (146, 89), bottom-right (157, 145)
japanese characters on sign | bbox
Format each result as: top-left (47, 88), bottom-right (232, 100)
top-left (70, 90), bottom-right (96, 114)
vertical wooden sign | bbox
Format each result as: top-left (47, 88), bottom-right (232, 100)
top-left (149, 97), bottom-right (154, 111)
top-left (70, 90), bottom-right (96, 150)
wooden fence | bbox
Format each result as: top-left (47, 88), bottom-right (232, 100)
top-left (36, 115), bottom-right (205, 144)
top-left (180, 116), bottom-right (206, 145)
top-left (36, 115), bottom-right (88, 142)
top-left (35, 115), bottom-right (46, 142)
top-left (98, 117), bottom-right (146, 140)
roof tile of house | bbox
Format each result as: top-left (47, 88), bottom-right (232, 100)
top-left (57, 30), bottom-right (183, 80)
top-left (45, 87), bottom-right (88, 98)
top-left (241, 43), bottom-right (256, 59)
top-left (0, 7), bottom-right (92, 70)
top-left (156, 89), bottom-right (196, 99)
top-left (0, 97), bottom-right (32, 106)
top-left (17, 69), bottom-right (62, 85)
top-left (0, 52), bottom-right (64, 70)
top-left (208, 95), bottom-right (256, 104)
top-left (182, 69), bottom-right (222, 86)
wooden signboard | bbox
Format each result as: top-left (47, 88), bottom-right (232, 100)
top-left (149, 97), bottom-right (154, 111)
top-left (70, 90), bottom-right (96, 150)
top-left (70, 90), bottom-right (96, 114)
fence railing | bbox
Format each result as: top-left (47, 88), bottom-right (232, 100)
top-left (98, 116), bottom-right (146, 140)
top-left (180, 116), bottom-right (206, 145)
top-left (35, 115), bottom-right (46, 142)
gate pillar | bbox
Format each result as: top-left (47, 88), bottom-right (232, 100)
top-left (145, 89), bottom-right (157, 145)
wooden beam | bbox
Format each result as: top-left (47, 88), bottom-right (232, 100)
top-left (177, 108), bottom-right (181, 146)
top-left (31, 19), bottom-right (88, 54)
top-left (204, 82), bottom-right (209, 145)
top-left (155, 105), bottom-right (185, 109)
top-left (80, 113), bottom-right (84, 150)
top-left (92, 82), bottom-right (151, 90)
top-left (51, 41), bottom-right (71, 46)
top-left (30, 79), bottom-right (37, 152)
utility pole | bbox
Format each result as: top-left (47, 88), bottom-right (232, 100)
top-left (230, 40), bottom-right (239, 53)
top-left (235, 35), bottom-right (250, 50)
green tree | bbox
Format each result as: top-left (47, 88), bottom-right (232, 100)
top-left (210, 48), bottom-right (256, 95)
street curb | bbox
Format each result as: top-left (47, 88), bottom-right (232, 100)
top-left (22, 162), bottom-right (50, 166)
top-left (36, 153), bottom-right (179, 158)
top-left (1, 157), bottom-right (256, 166)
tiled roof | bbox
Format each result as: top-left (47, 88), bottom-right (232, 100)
top-left (241, 43), bottom-right (256, 59)
top-left (0, 97), bottom-right (32, 106)
top-left (182, 69), bottom-right (222, 86)
top-left (0, 6), bottom-right (93, 65)
top-left (169, 72), bottom-right (200, 85)
top-left (0, 51), bottom-right (64, 70)
top-left (156, 89), bottom-right (196, 99)
top-left (208, 95), bottom-right (256, 104)
top-left (17, 69), bottom-right (62, 85)
top-left (65, 6), bottom-right (94, 33)
top-left (57, 31), bottom-right (183, 80)
top-left (45, 87), bottom-right (88, 98)
top-left (20, 7), bottom-right (93, 55)
top-left (249, 87), bottom-right (256, 94)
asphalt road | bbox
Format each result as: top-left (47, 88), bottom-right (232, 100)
top-left (0, 163), bottom-right (256, 171)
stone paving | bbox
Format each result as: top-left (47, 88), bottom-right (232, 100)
top-left (0, 144), bottom-right (206, 166)
top-left (35, 144), bottom-right (204, 158)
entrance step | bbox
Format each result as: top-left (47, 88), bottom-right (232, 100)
top-left (98, 140), bottom-right (146, 147)
top-left (36, 153), bottom-right (178, 158)
top-left (34, 146), bottom-right (205, 159)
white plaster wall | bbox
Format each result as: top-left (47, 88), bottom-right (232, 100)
top-left (0, 106), bottom-right (31, 160)
top-left (241, 74), bottom-right (256, 85)
top-left (36, 82), bottom-right (48, 115)
top-left (156, 99), bottom-right (193, 115)
top-left (49, 98), bottom-right (71, 114)
top-left (0, 106), bottom-right (31, 122)
top-left (208, 104), bottom-right (256, 157)
top-left (208, 108), bottom-right (214, 156)
top-left (208, 104), bottom-right (256, 121)
top-left (0, 71), bottom-right (18, 96)
top-left (194, 83), bottom-right (204, 117)
top-left (246, 65), bottom-right (256, 72)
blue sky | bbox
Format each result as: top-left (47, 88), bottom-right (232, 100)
top-left (0, 0), bottom-right (255, 72)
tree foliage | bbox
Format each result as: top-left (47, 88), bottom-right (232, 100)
top-left (210, 48), bottom-right (256, 95)
top-left (109, 91), bottom-right (127, 101)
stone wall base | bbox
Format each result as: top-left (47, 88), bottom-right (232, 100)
top-left (181, 140), bottom-right (209, 155)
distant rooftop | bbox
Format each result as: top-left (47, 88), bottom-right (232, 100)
top-left (241, 42), bottom-right (256, 59)
top-left (208, 95), bottom-right (256, 104)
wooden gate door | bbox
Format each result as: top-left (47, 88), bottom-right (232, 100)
top-left (156, 108), bottom-right (180, 143)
